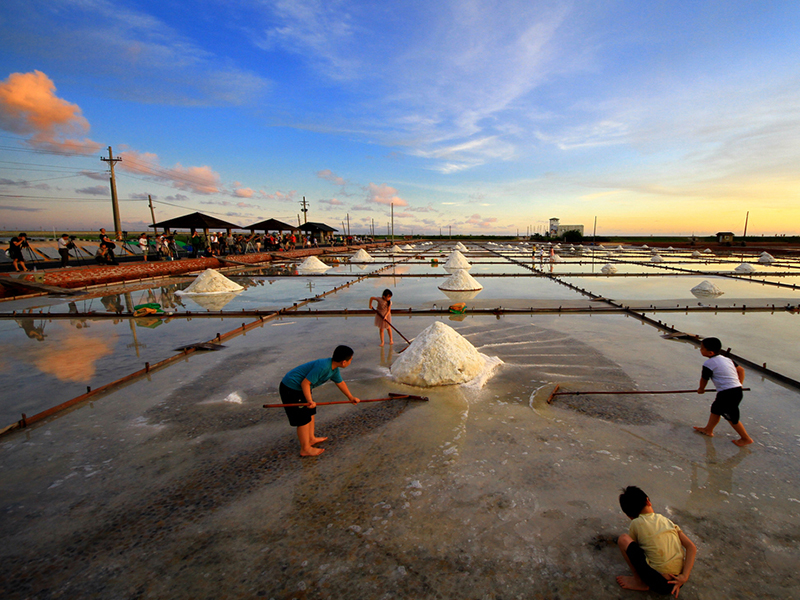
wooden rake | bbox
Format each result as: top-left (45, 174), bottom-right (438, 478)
top-left (546, 384), bottom-right (751, 404)
top-left (263, 392), bottom-right (429, 408)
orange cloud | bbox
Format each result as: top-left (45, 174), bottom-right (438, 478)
top-left (367, 183), bottom-right (408, 206)
top-left (119, 150), bottom-right (221, 194)
top-left (235, 188), bottom-right (255, 198)
top-left (0, 70), bottom-right (102, 154)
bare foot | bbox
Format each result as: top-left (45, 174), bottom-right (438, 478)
top-left (733, 438), bottom-right (754, 446)
top-left (616, 575), bottom-right (649, 591)
top-left (379, 343), bottom-right (384, 347)
top-left (389, 341), bottom-right (394, 345)
top-left (693, 426), bottom-right (714, 437)
top-left (311, 436), bottom-right (328, 445)
top-left (300, 447), bottom-right (325, 457)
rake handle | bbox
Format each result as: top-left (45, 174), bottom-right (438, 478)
top-left (263, 393), bottom-right (427, 408)
top-left (553, 387), bottom-right (750, 397)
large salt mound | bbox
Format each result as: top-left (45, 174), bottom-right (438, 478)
top-left (351, 249), bottom-right (373, 263)
top-left (758, 252), bottom-right (776, 264)
top-left (650, 254), bottom-right (664, 263)
top-left (391, 321), bottom-right (501, 387)
top-left (390, 245), bottom-right (404, 254)
top-left (444, 250), bottom-right (471, 270)
top-left (691, 280), bottom-right (724, 297)
top-left (297, 256), bottom-right (330, 271)
top-left (439, 269), bottom-right (483, 291)
top-left (735, 263), bottom-right (756, 273)
top-left (454, 242), bottom-right (468, 251)
top-left (178, 269), bottom-right (244, 294)
top-left (691, 251), bottom-right (703, 258)
top-left (601, 263), bottom-right (617, 274)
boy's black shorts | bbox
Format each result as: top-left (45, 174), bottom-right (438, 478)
top-left (625, 542), bottom-right (675, 595)
top-left (710, 387), bottom-right (743, 424)
top-left (280, 382), bottom-right (316, 427)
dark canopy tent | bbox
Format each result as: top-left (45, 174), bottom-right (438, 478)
top-left (243, 218), bottom-right (298, 233)
top-left (152, 212), bottom-right (242, 234)
top-left (298, 222), bottom-right (338, 244)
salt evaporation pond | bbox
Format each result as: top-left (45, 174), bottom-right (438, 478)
top-left (2, 241), bottom-right (799, 599)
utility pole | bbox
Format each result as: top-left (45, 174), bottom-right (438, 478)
top-left (148, 195), bottom-right (157, 234)
top-left (300, 196), bottom-right (309, 224)
top-left (346, 213), bottom-right (351, 237)
top-left (101, 146), bottom-right (122, 239)
top-left (391, 202), bottom-right (394, 243)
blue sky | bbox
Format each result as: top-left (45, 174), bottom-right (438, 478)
top-left (1, 0), bottom-right (799, 236)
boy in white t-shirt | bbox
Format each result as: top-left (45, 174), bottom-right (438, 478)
top-left (693, 337), bottom-right (754, 446)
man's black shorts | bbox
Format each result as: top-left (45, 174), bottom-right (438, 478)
top-left (625, 541), bottom-right (675, 595)
top-left (280, 382), bottom-right (316, 427)
top-left (710, 387), bottom-right (743, 424)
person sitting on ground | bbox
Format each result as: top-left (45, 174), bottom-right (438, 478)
top-left (617, 485), bottom-right (696, 597)
top-left (693, 337), bottom-right (754, 446)
top-left (279, 345), bottom-right (360, 457)
top-left (98, 228), bottom-right (118, 265)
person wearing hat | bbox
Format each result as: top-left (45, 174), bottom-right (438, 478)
top-left (57, 234), bottom-right (73, 268)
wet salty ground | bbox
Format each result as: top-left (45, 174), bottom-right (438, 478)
top-left (2, 243), bottom-right (800, 599)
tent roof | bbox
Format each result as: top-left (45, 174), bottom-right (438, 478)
top-left (298, 221), bottom-right (338, 233)
top-left (243, 218), bottom-right (298, 231)
top-left (152, 212), bottom-right (241, 231)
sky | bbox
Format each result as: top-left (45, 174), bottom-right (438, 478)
top-left (1, 0), bottom-right (799, 237)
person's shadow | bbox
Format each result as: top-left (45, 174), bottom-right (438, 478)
top-left (688, 436), bottom-right (751, 508)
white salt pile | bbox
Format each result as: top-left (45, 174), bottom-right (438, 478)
top-left (650, 254), bottom-right (664, 263)
top-left (691, 280), bottom-right (724, 297)
top-left (177, 269), bottom-right (244, 294)
top-left (444, 250), bottom-right (471, 270)
top-left (390, 245), bottom-right (404, 254)
top-left (551, 254), bottom-right (564, 263)
top-left (691, 251), bottom-right (703, 258)
top-left (735, 263), bottom-right (756, 273)
top-left (616, 245), bottom-right (625, 251)
top-left (391, 321), bottom-right (502, 387)
top-left (703, 248), bottom-right (713, 253)
top-left (350, 248), bottom-right (374, 263)
top-left (758, 252), bottom-right (776, 264)
top-left (454, 242), bottom-right (468, 252)
top-left (297, 256), bottom-right (330, 271)
top-left (401, 244), bottom-right (415, 251)
top-left (667, 246), bottom-right (675, 251)
top-left (601, 263), bottom-right (617, 274)
top-left (439, 269), bottom-right (483, 291)
top-left (641, 244), bottom-right (649, 249)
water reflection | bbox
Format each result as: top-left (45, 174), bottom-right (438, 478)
top-left (14, 312), bottom-right (47, 341)
top-left (688, 436), bottom-right (751, 508)
top-left (29, 321), bottom-right (117, 382)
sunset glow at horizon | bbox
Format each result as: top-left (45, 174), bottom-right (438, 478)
top-left (1, 1), bottom-right (799, 236)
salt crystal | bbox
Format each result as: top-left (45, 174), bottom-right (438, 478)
top-left (391, 322), bottom-right (501, 387)
top-left (439, 269), bottom-right (483, 291)
top-left (691, 280), bottom-right (724, 297)
top-left (177, 269), bottom-right (244, 294)
top-left (297, 256), bottom-right (330, 271)
top-left (351, 249), bottom-right (374, 263)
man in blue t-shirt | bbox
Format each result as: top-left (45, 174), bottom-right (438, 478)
top-left (280, 345), bottom-right (360, 457)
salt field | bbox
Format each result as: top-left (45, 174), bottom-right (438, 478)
top-left (2, 241), bottom-right (800, 599)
